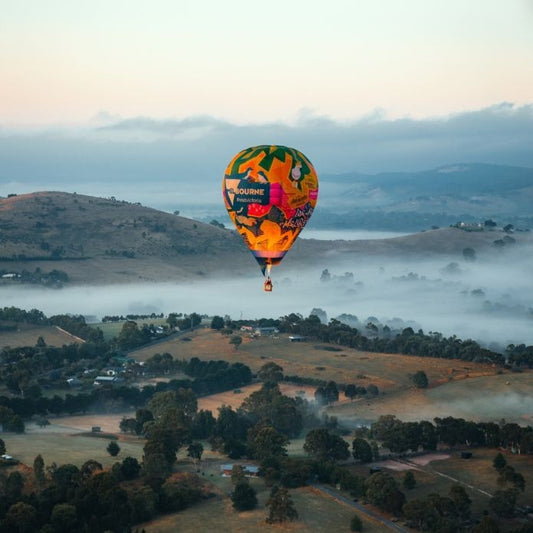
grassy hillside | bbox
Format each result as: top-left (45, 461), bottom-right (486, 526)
top-left (1, 191), bottom-right (531, 284)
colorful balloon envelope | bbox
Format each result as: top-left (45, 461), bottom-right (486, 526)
top-left (223, 145), bottom-right (319, 291)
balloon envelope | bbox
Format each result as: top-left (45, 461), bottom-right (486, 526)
top-left (223, 145), bottom-right (319, 276)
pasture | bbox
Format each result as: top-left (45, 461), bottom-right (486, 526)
top-left (92, 317), bottom-right (168, 342)
top-left (329, 371), bottom-right (533, 425)
top-left (130, 328), bottom-right (497, 395)
top-left (1, 414), bottom-right (143, 468)
top-left (0, 324), bottom-right (83, 348)
top-left (142, 456), bottom-right (386, 533)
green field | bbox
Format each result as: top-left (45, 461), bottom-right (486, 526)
top-left (90, 318), bottom-right (169, 341)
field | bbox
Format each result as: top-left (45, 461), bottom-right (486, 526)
top-left (1, 414), bottom-right (143, 468)
top-left (141, 454), bottom-right (387, 533)
top-left (0, 324), bottom-right (83, 348)
top-left (93, 318), bottom-right (169, 341)
top-left (128, 328), bottom-right (531, 427)
top-left (130, 328), bottom-right (497, 394)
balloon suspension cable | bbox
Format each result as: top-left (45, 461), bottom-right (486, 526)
top-left (263, 263), bottom-right (273, 292)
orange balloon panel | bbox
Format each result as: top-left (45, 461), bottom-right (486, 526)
top-left (223, 145), bottom-right (319, 275)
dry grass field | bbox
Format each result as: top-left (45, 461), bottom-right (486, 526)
top-left (141, 456), bottom-right (386, 533)
top-left (0, 324), bottom-right (83, 348)
top-left (131, 328), bottom-right (498, 395)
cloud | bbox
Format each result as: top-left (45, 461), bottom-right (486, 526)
top-left (1, 103), bottom-right (532, 212)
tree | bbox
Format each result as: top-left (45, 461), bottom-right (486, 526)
top-left (247, 423), bottom-right (289, 463)
top-left (51, 503), bottom-right (78, 533)
top-left (449, 484), bottom-right (471, 520)
top-left (497, 465), bottom-right (525, 492)
top-left (231, 481), bottom-right (258, 511)
top-left (107, 440), bottom-right (120, 457)
top-left (229, 335), bottom-right (242, 349)
top-left (324, 381), bottom-right (339, 404)
top-left (472, 516), bottom-right (500, 533)
top-left (412, 370), bottom-right (428, 389)
top-left (33, 454), bottom-right (45, 485)
top-left (345, 384), bottom-right (357, 401)
top-left (364, 471), bottom-right (406, 515)
top-left (210, 315), bottom-right (225, 330)
top-left (492, 452), bottom-right (507, 471)
top-left (265, 486), bottom-right (298, 523)
top-left (403, 470), bottom-right (416, 490)
top-left (80, 459), bottom-right (103, 478)
top-left (304, 428), bottom-right (349, 462)
top-left (5, 502), bottom-right (38, 533)
top-left (257, 362), bottom-right (284, 383)
top-left (187, 441), bottom-right (204, 470)
top-left (352, 438), bottom-right (373, 463)
top-left (120, 456), bottom-right (141, 480)
top-left (350, 513), bottom-right (363, 532)
top-left (490, 488), bottom-right (517, 518)
top-left (462, 247), bottom-right (476, 261)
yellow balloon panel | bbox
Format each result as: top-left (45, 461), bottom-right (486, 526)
top-left (223, 145), bottom-right (318, 273)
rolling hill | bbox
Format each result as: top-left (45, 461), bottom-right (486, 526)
top-left (1, 191), bottom-right (530, 284)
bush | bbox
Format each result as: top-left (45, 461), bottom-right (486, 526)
top-left (350, 513), bottom-right (363, 531)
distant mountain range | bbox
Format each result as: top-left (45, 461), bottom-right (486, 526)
top-left (1, 191), bottom-right (530, 285)
top-left (313, 163), bottom-right (533, 231)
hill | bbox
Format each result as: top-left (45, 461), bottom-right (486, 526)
top-left (316, 163), bottom-right (533, 230)
top-left (1, 191), bottom-right (531, 284)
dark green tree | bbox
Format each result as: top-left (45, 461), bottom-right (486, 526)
top-left (412, 370), bottom-right (428, 389)
top-left (229, 335), bottom-right (242, 349)
top-left (265, 486), bottom-right (298, 523)
top-left (187, 441), bottom-right (204, 470)
top-left (120, 456), bottom-right (141, 480)
top-left (106, 440), bottom-right (120, 457)
top-left (4, 502), bottom-right (38, 533)
top-left (33, 454), bottom-right (46, 485)
top-left (364, 471), bottom-right (405, 515)
top-left (403, 470), bottom-right (416, 490)
top-left (51, 503), bottom-right (78, 533)
top-left (492, 452), bottom-right (507, 471)
top-left (345, 384), bottom-right (358, 401)
top-left (352, 438), bottom-right (373, 463)
top-left (449, 484), bottom-right (471, 520)
top-left (210, 315), bottom-right (225, 330)
top-left (257, 362), bottom-right (284, 383)
top-left (489, 488), bottom-right (517, 518)
top-left (472, 516), bottom-right (500, 533)
top-left (350, 513), bottom-right (363, 532)
top-left (304, 428), bottom-right (349, 462)
top-left (231, 481), bottom-right (258, 511)
top-left (247, 422), bottom-right (289, 463)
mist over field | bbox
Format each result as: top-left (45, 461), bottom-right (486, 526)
top-left (3, 237), bottom-right (532, 350)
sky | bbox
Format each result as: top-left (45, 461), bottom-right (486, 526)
top-left (2, 0), bottom-right (532, 125)
top-left (1, 1), bottom-right (533, 208)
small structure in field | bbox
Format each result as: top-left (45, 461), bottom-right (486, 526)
top-left (220, 464), bottom-right (259, 477)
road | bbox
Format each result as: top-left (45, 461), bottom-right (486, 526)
top-left (311, 483), bottom-right (410, 532)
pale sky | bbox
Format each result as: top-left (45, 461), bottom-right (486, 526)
top-left (1, 0), bottom-right (532, 126)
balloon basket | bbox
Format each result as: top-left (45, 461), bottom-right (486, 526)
top-left (263, 278), bottom-right (273, 292)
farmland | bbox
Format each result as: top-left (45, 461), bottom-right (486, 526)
top-left (0, 324), bottom-right (83, 348)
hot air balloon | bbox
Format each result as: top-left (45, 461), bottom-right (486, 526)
top-left (223, 145), bottom-right (319, 291)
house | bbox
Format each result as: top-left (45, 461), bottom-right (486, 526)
top-left (93, 376), bottom-right (123, 386)
top-left (220, 464), bottom-right (259, 477)
top-left (254, 327), bottom-right (279, 336)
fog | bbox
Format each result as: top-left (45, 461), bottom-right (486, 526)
top-left (2, 239), bottom-right (533, 350)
